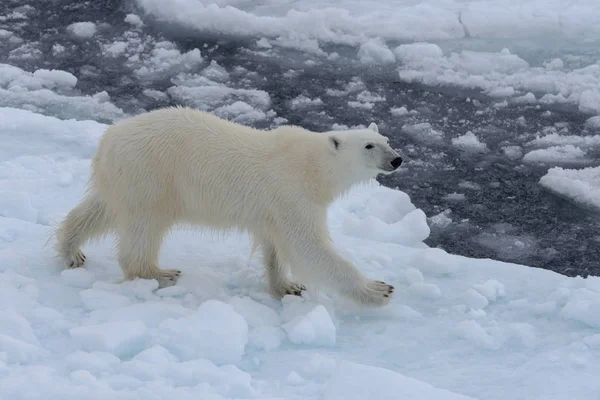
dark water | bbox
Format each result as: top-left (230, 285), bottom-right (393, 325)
top-left (2, 0), bottom-right (599, 276)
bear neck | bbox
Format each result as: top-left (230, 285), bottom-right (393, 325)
top-left (308, 156), bottom-right (357, 206)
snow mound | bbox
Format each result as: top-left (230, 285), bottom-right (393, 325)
top-left (540, 166), bottom-right (600, 209)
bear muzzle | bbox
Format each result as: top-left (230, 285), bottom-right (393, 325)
top-left (390, 156), bottom-right (403, 169)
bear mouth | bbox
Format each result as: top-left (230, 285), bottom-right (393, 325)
top-left (378, 165), bottom-right (397, 174)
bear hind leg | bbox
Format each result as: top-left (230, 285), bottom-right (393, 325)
top-left (115, 216), bottom-right (180, 288)
top-left (55, 193), bottom-right (114, 269)
top-left (262, 241), bottom-right (305, 298)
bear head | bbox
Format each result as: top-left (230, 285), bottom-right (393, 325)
top-left (325, 122), bottom-right (402, 182)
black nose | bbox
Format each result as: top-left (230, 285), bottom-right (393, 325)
top-left (391, 157), bottom-right (403, 169)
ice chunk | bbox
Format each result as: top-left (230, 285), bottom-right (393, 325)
top-left (473, 280), bottom-right (505, 302)
top-left (402, 122), bottom-right (443, 143)
top-left (69, 320), bottom-right (149, 358)
top-left (0, 309), bottom-right (40, 346)
top-left (585, 116), bottom-right (600, 130)
top-left (229, 296), bottom-right (281, 327)
top-left (540, 166), bottom-right (600, 209)
top-left (405, 267), bottom-right (424, 285)
top-left (282, 305), bottom-right (336, 347)
top-left (528, 132), bottom-right (600, 148)
top-left (413, 248), bottom-right (462, 276)
top-left (560, 288), bottom-right (600, 328)
top-left (134, 42), bottom-right (203, 82)
top-left (464, 289), bottom-right (489, 310)
top-left (102, 41), bottom-right (128, 57)
top-left (0, 334), bottom-right (48, 364)
top-left (32, 69), bottom-right (77, 89)
top-left (579, 90), bottom-right (600, 114)
top-left (502, 145), bottom-right (523, 159)
top-left (67, 22), bottom-right (97, 39)
top-left (125, 13), bottom-right (144, 27)
top-left (523, 145), bottom-right (586, 163)
top-left (430, 209), bottom-right (452, 228)
top-left (159, 299), bottom-right (248, 365)
top-left (132, 345), bottom-right (178, 364)
top-left (249, 326), bottom-right (285, 351)
top-left (290, 95), bottom-right (324, 110)
top-left (358, 38), bottom-right (395, 64)
top-left (452, 131), bottom-right (488, 152)
top-left (394, 43), bottom-right (444, 65)
top-left (390, 106), bottom-right (409, 116)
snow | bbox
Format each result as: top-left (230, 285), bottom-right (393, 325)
top-left (540, 166), bottom-right (600, 209)
top-left (1, 90), bottom-right (600, 400)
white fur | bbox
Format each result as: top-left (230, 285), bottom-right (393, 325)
top-left (55, 107), bottom-right (402, 306)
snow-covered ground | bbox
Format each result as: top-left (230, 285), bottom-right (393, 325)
top-left (1, 107), bottom-right (600, 400)
top-left (2, 1), bottom-right (600, 399)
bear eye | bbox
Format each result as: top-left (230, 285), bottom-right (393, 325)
top-left (365, 144), bottom-right (374, 149)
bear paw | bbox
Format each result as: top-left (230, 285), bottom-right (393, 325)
top-left (271, 281), bottom-right (306, 299)
top-left (355, 280), bottom-right (394, 306)
top-left (65, 250), bottom-right (86, 269)
top-left (155, 269), bottom-right (182, 288)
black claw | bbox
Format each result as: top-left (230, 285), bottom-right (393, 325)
top-left (384, 294), bottom-right (389, 298)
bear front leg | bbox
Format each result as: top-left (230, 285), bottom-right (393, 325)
top-left (282, 229), bottom-right (394, 306)
top-left (116, 217), bottom-right (181, 288)
top-left (262, 241), bottom-right (306, 298)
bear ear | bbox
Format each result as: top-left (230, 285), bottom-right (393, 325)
top-left (368, 122), bottom-right (379, 133)
top-left (328, 136), bottom-right (341, 151)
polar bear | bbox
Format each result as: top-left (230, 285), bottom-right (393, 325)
top-left (55, 106), bottom-right (403, 306)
